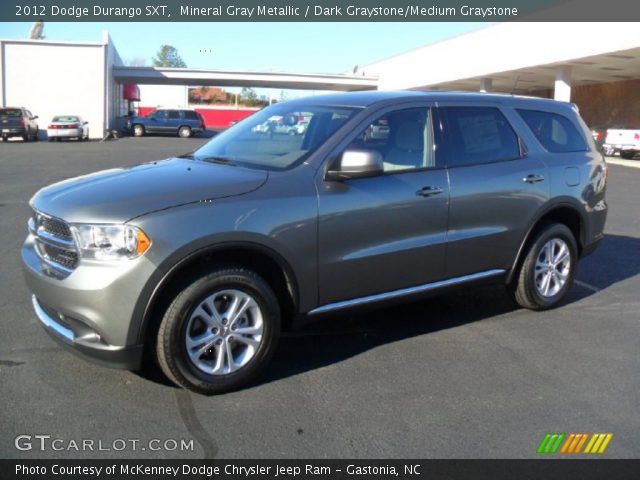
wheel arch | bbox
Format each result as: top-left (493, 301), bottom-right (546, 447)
top-left (507, 201), bottom-right (586, 284)
top-left (134, 242), bottom-right (300, 347)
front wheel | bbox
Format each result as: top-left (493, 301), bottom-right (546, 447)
top-left (156, 267), bottom-right (281, 394)
top-left (511, 223), bottom-right (578, 310)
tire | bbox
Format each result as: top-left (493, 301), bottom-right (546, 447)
top-left (22, 132), bottom-right (30, 142)
top-left (288, 129), bottom-right (296, 136)
top-left (620, 151), bottom-right (635, 160)
top-left (511, 223), bottom-right (578, 310)
top-left (132, 124), bottom-right (145, 137)
top-left (47, 137), bottom-right (53, 142)
top-left (156, 267), bottom-right (281, 394)
top-left (178, 126), bottom-right (192, 138)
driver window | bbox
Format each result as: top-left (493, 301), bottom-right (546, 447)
top-left (348, 107), bottom-right (434, 173)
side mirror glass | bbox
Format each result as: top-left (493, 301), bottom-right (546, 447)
top-left (33, 115), bottom-right (38, 120)
top-left (326, 149), bottom-right (384, 181)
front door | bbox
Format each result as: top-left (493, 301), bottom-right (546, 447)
top-left (316, 105), bottom-right (450, 306)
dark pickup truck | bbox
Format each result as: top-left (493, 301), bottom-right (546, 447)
top-left (0, 107), bottom-right (39, 142)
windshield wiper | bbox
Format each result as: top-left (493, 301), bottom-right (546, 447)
top-left (201, 156), bottom-right (237, 166)
top-left (178, 153), bottom-right (196, 159)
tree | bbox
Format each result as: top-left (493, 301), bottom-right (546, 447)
top-left (240, 87), bottom-right (258, 104)
top-left (126, 57), bottom-right (148, 67)
top-left (152, 45), bottom-right (187, 68)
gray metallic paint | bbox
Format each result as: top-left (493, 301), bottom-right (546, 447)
top-left (21, 91), bottom-right (608, 368)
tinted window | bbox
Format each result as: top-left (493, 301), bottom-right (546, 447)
top-left (347, 107), bottom-right (435, 173)
top-left (183, 110), bottom-right (199, 120)
top-left (442, 107), bottom-right (521, 167)
top-left (0, 109), bottom-right (22, 117)
top-left (167, 110), bottom-right (180, 120)
top-left (517, 109), bottom-right (588, 153)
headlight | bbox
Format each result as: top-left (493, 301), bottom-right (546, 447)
top-left (71, 224), bottom-right (151, 260)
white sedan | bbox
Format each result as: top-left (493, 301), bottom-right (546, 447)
top-left (47, 115), bottom-right (89, 141)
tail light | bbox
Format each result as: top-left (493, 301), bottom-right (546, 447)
top-left (68, 123), bottom-right (79, 129)
top-left (48, 124), bottom-right (54, 129)
top-left (634, 132), bottom-right (640, 141)
top-left (21, 117), bottom-right (26, 127)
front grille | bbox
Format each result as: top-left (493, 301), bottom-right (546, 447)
top-left (37, 242), bottom-right (79, 270)
top-left (41, 216), bottom-right (72, 240)
top-left (30, 210), bottom-right (79, 276)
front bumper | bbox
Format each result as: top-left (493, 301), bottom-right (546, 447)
top-left (32, 296), bottom-right (143, 369)
top-left (22, 234), bottom-right (157, 370)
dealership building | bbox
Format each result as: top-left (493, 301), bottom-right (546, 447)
top-left (1, 22), bottom-right (639, 139)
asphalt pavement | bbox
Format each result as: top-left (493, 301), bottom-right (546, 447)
top-left (0, 136), bottom-right (638, 459)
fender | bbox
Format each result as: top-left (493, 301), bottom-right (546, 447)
top-left (506, 198), bottom-right (587, 284)
top-left (127, 240), bottom-right (301, 345)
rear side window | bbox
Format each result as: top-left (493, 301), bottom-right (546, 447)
top-left (167, 110), bottom-right (180, 120)
top-left (183, 110), bottom-right (199, 120)
top-left (517, 109), bottom-right (588, 153)
top-left (441, 107), bottom-right (521, 167)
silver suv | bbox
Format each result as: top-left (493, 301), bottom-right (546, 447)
top-left (22, 91), bottom-right (608, 394)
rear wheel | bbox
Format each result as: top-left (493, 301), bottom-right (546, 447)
top-left (620, 151), bottom-right (636, 160)
top-left (22, 132), bottom-right (30, 142)
top-left (133, 124), bottom-right (145, 137)
top-left (511, 223), bottom-right (577, 310)
top-left (178, 126), bottom-right (192, 138)
top-left (156, 267), bottom-right (281, 394)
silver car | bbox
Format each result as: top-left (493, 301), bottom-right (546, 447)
top-left (47, 115), bottom-right (89, 141)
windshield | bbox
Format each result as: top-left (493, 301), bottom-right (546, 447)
top-left (192, 103), bottom-right (361, 171)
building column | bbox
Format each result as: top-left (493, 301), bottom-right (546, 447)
top-left (554, 66), bottom-right (572, 102)
top-left (480, 78), bottom-right (492, 93)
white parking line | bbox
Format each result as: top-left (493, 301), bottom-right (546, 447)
top-left (575, 280), bottom-right (601, 293)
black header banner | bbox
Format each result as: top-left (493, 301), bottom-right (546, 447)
top-left (1, 0), bottom-right (640, 22)
top-left (2, 459), bottom-right (640, 480)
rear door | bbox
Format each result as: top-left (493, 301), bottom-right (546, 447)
top-left (165, 110), bottom-right (181, 134)
top-left (438, 104), bottom-right (549, 278)
top-left (316, 103), bottom-right (450, 306)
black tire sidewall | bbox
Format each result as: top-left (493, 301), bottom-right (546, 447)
top-left (179, 126), bottom-right (191, 138)
top-left (161, 270), bottom-right (280, 393)
top-left (523, 224), bottom-right (578, 309)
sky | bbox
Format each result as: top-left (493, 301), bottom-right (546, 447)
top-left (0, 22), bottom-right (482, 73)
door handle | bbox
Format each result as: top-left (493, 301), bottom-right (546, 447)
top-left (523, 174), bottom-right (545, 183)
top-left (416, 186), bottom-right (444, 197)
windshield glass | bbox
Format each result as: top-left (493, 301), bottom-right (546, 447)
top-left (192, 103), bottom-right (361, 171)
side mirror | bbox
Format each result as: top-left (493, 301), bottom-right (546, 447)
top-left (32, 115), bottom-right (38, 120)
top-left (326, 149), bottom-right (384, 181)
top-left (83, 121), bottom-right (89, 125)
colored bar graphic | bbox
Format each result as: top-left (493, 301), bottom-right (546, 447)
top-left (584, 433), bottom-right (613, 454)
top-left (541, 432), bottom-right (613, 454)
top-left (537, 433), bottom-right (565, 454)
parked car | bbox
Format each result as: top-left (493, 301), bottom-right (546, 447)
top-left (127, 108), bottom-right (206, 138)
top-left (22, 91), bottom-right (607, 394)
top-left (0, 107), bottom-right (38, 142)
top-left (602, 126), bottom-right (640, 159)
top-left (365, 118), bottom-right (390, 140)
top-left (590, 125), bottom-right (607, 152)
top-left (47, 115), bottom-right (89, 141)
top-left (292, 121), bottom-right (309, 135)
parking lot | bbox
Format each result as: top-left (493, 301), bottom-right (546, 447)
top-left (1, 136), bottom-right (639, 459)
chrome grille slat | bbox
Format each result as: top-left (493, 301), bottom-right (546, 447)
top-left (30, 210), bottom-right (79, 275)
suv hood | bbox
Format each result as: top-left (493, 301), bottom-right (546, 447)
top-left (31, 158), bottom-right (268, 223)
